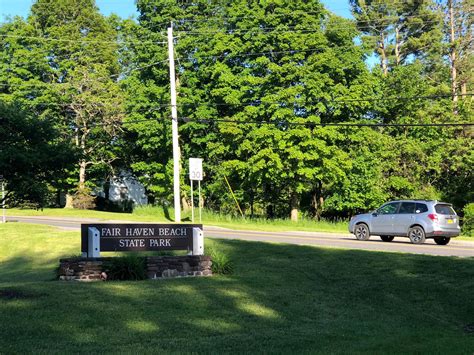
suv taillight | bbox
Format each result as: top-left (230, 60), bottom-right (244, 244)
top-left (428, 213), bottom-right (438, 222)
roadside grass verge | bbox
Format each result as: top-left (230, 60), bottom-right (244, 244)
top-left (8, 206), bottom-right (349, 233)
top-left (1, 223), bottom-right (473, 353)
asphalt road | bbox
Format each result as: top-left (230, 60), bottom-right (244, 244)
top-left (6, 215), bottom-right (474, 258)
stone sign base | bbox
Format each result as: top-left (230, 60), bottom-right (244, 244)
top-left (58, 255), bottom-right (212, 281)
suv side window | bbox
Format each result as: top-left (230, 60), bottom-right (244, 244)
top-left (399, 202), bottom-right (416, 214)
top-left (415, 203), bottom-right (428, 213)
top-left (378, 202), bottom-right (400, 215)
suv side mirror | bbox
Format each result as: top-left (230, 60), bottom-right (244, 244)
top-left (372, 212), bottom-right (378, 217)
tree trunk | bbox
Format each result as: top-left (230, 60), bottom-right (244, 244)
top-left (448, 0), bottom-right (458, 105)
top-left (461, 81), bottom-right (467, 98)
top-left (290, 192), bottom-right (299, 222)
top-left (182, 196), bottom-right (190, 211)
top-left (250, 190), bottom-right (254, 218)
top-left (311, 181), bottom-right (324, 221)
top-left (266, 204), bottom-right (274, 219)
top-left (379, 32), bottom-right (388, 75)
top-left (79, 160), bottom-right (87, 190)
top-left (65, 194), bottom-right (74, 208)
top-left (395, 26), bottom-right (401, 66)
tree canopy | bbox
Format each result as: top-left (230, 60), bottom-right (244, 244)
top-left (0, 0), bottom-right (472, 216)
top-left (0, 101), bottom-right (75, 207)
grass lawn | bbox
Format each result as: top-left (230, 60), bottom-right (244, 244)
top-left (8, 206), bottom-right (350, 233)
top-left (1, 223), bottom-right (473, 353)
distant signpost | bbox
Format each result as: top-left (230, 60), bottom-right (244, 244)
top-left (189, 158), bottom-right (203, 181)
top-left (189, 158), bottom-right (203, 222)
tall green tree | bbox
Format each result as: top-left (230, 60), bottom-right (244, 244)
top-left (1, 0), bottom-right (124, 201)
top-left (117, 17), bottom-right (173, 205)
top-left (128, 0), bottom-right (377, 220)
top-left (442, 0), bottom-right (473, 104)
top-left (29, 0), bottom-right (125, 191)
top-left (350, 0), bottom-right (443, 74)
top-left (0, 101), bottom-right (75, 207)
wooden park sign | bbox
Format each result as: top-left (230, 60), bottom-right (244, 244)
top-left (81, 223), bottom-right (204, 257)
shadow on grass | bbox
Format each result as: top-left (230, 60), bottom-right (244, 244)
top-left (0, 239), bottom-right (473, 353)
top-left (0, 255), bottom-right (59, 282)
top-left (161, 204), bottom-right (172, 222)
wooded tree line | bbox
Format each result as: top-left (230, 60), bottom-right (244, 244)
top-left (0, 0), bottom-right (472, 220)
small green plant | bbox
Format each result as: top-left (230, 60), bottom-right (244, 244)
top-left (462, 203), bottom-right (474, 237)
top-left (72, 188), bottom-right (96, 210)
top-left (207, 247), bottom-right (233, 275)
top-left (104, 254), bottom-right (146, 280)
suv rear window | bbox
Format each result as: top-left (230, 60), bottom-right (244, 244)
top-left (435, 204), bottom-right (455, 215)
top-left (415, 203), bottom-right (428, 213)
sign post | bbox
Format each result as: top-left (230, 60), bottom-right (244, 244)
top-left (189, 158), bottom-right (203, 223)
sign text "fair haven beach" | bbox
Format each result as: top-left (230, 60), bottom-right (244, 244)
top-left (81, 224), bottom-right (202, 252)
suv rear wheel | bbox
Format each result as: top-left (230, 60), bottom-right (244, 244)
top-left (434, 237), bottom-right (451, 245)
top-left (408, 226), bottom-right (426, 244)
top-left (380, 235), bottom-right (394, 242)
top-left (354, 223), bottom-right (370, 241)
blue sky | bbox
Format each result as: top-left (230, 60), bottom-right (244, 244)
top-left (0, 0), bottom-right (353, 21)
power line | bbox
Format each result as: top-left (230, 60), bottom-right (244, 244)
top-left (172, 18), bottom-right (442, 36)
top-left (155, 10), bottom-right (441, 27)
top-left (146, 92), bottom-right (474, 106)
top-left (0, 47), bottom-right (335, 82)
top-left (2, 93), bottom-right (472, 107)
top-left (332, 93), bottom-right (474, 103)
top-left (0, 58), bottom-right (169, 87)
top-left (109, 58), bottom-right (169, 79)
top-left (175, 47), bottom-right (327, 62)
top-left (175, 27), bottom-right (342, 36)
top-left (180, 117), bottom-right (474, 128)
top-left (69, 114), bottom-right (473, 130)
top-left (0, 33), bottom-right (167, 45)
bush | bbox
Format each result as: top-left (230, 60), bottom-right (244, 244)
top-left (462, 203), bottom-right (474, 237)
top-left (72, 188), bottom-right (96, 210)
top-left (104, 254), bottom-right (146, 280)
top-left (95, 196), bottom-right (134, 213)
top-left (207, 247), bottom-right (233, 275)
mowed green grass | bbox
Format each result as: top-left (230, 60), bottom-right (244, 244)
top-left (1, 223), bottom-right (473, 353)
top-left (9, 206), bottom-right (349, 233)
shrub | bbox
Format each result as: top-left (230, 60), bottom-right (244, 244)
top-left (95, 196), bottom-right (134, 213)
top-left (72, 188), bottom-right (96, 210)
top-left (207, 247), bottom-right (233, 275)
top-left (104, 254), bottom-right (146, 280)
top-left (462, 203), bottom-right (474, 237)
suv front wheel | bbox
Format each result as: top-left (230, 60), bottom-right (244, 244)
top-left (408, 226), bottom-right (426, 244)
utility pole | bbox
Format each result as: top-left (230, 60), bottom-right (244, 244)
top-left (168, 25), bottom-right (181, 222)
top-left (447, 0), bottom-right (458, 105)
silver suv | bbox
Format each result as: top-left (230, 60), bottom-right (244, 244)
top-left (349, 200), bottom-right (460, 245)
